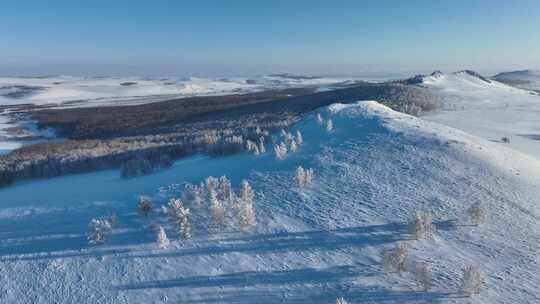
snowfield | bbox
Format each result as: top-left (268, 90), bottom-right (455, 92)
top-left (421, 71), bottom-right (540, 160)
top-left (0, 100), bottom-right (538, 303)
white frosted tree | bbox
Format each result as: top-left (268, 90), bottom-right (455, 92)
top-left (409, 211), bottom-right (433, 240)
top-left (156, 226), bottom-right (170, 249)
top-left (177, 205), bottom-right (191, 239)
top-left (326, 119), bottom-right (334, 132)
top-left (274, 142), bottom-right (288, 159)
top-left (258, 137), bottom-right (266, 154)
top-left (305, 168), bottom-right (314, 184)
top-left (238, 180), bottom-right (256, 231)
top-left (289, 138), bottom-right (298, 152)
top-left (461, 266), bottom-right (482, 296)
top-left (295, 130), bottom-right (303, 145)
top-left (467, 202), bottom-right (486, 226)
top-left (218, 175), bottom-right (234, 203)
top-left (382, 243), bottom-right (408, 273)
top-left (295, 166), bottom-right (306, 186)
top-left (209, 188), bottom-right (224, 226)
top-left (167, 198), bottom-right (183, 221)
top-left (414, 262), bottom-right (432, 292)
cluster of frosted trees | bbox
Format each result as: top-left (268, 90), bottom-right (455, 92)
top-left (294, 166), bottom-right (314, 187)
top-left (381, 204), bottom-right (487, 295)
top-left (274, 130), bottom-right (303, 159)
top-left (151, 176), bottom-right (256, 249)
top-left (316, 113), bottom-right (333, 133)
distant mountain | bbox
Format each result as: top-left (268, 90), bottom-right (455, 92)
top-left (492, 70), bottom-right (540, 91)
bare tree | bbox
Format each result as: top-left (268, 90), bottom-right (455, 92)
top-left (138, 196), bottom-right (153, 216)
top-left (467, 202), bottom-right (486, 226)
top-left (414, 262), bottom-right (432, 292)
top-left (461, 266), bottom-right (482, 296)
top-left (156, 226), bottom-right (170, 249)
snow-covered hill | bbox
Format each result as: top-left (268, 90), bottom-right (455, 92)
top-left (418, 71), bottom-right (540, 160)
top-left (493, 70), bottom-right (540, 91)
top-left (0, 101), bottom-right (538, 303)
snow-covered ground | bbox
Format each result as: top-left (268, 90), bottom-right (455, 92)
top-left (421, 71), bottom-right (540, 160)
top-left (0, 101), bottom-right (538, 303)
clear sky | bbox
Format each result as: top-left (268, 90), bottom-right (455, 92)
top-left (1, 0), bottom-right (539, 76)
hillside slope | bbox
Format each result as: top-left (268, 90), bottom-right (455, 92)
top-left (0, 101), bottom-right (538, 303)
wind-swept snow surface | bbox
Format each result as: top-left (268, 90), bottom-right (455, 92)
top-left (421, 71), bottom-right (540, 160)
top-left (0, 101), bottom-right (539, 303)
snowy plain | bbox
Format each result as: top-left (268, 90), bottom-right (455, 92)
top-left (0, 97), bottom-right (539, 303)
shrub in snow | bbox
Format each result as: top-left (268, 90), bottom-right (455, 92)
top-left (317, 113), bottom-right (324, 124)
top-left (138, 196), bottom-right (153, 216)
top-left (501, 137), bottom-right (510, 143)
top-left (326, 119), bottom-right (334, 132)
top-left (414, 262), bottom-right (432, 292)
top-left (237, 180), bottom-right (256, 231)
top-left (156, 226), bottom-right (170, 249)
top-left (408, 211), bottom-right (433, 240)
top-left (87, 217), bottom-right (113, 246)
top-left (295, 130), bottom-right (303, 145)
top-left (336, 297), bottom-right (348, 304)
top-left (461, 266), bottom-right (482, 296)
top-left (382, 243), bottom-right (408, 273)
top-left (467, 202), bottom-right (486, 226)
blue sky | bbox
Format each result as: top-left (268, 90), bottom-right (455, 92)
top-left (1, 0), bottom-right (539, 76)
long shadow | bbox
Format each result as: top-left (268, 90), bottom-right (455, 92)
top-left (123, 222), bottom-right (408, 260)
top-left (116, 265), bottom-right (373, 290)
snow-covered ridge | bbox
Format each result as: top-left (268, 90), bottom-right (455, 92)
top-left (2, 100), bottom-right (539, 303)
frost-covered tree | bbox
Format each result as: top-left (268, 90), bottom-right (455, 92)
top-left (305, 168), bottom-right (314, 184)
top-left (289, 138), bottom-right (298, 152)
top-left (87, 217), bottom-right (113, 246)
top-left (138, 196), bottom-right (153, 216)
top-left (237, 180), bottom-right (256, 231)
top-left (336, 297), bottom-right (348, 304)
top-left (295, 166), bottom-right (306, 186)
top-left (326, 119), bottom-right (334, 132)
top-left (274, 142), bottom-right (288, 159)
top-left (218, 175), bottom-right (234, 203)
top-left (209, 188), bottom-right (224, 226)
top-left (409, 211), bottom-right (433, 240)
top-left (414, 262), bottom-right (432, 292)
top-left (317, 113), bottom-right (324, 124)
top-left (382, 243), bottom-right (408, 273)
top-left (167, 198), bottom-right (184, 221)
top-left (258, 139), bottom-right (266, 154)
top-left (205, 176), bottom-right (218, 195)
top-left (284, 132), bottom-right (294, 146)
top-left (467, 202), bottom-right (486, 226)
top-left (156, 226), bottom-right (170, 249)
top-left (461, 266), bottom-right (482, 296)
top-left (295, 130), bottom-right (303, 145)
top-left (176, 205), bottom-right (191, 239)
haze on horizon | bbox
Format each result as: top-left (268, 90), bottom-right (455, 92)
top-left (1, 0), bottom-right (539, 77)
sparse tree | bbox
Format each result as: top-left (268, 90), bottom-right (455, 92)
top-left (326, 119), bottom-right (334, 132)
top-left (414, 262), bottom-right (432, 292)
top-left (156, 226), bottom-right (170, 249)
top-left (382, 243), bottom-right (408, 273)
top-left (461, 266), bottom-right (482, 296)
top-left (138, 196), bottom-right (153, 216)
top-left (467, 202), bottom-right (486, 226)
